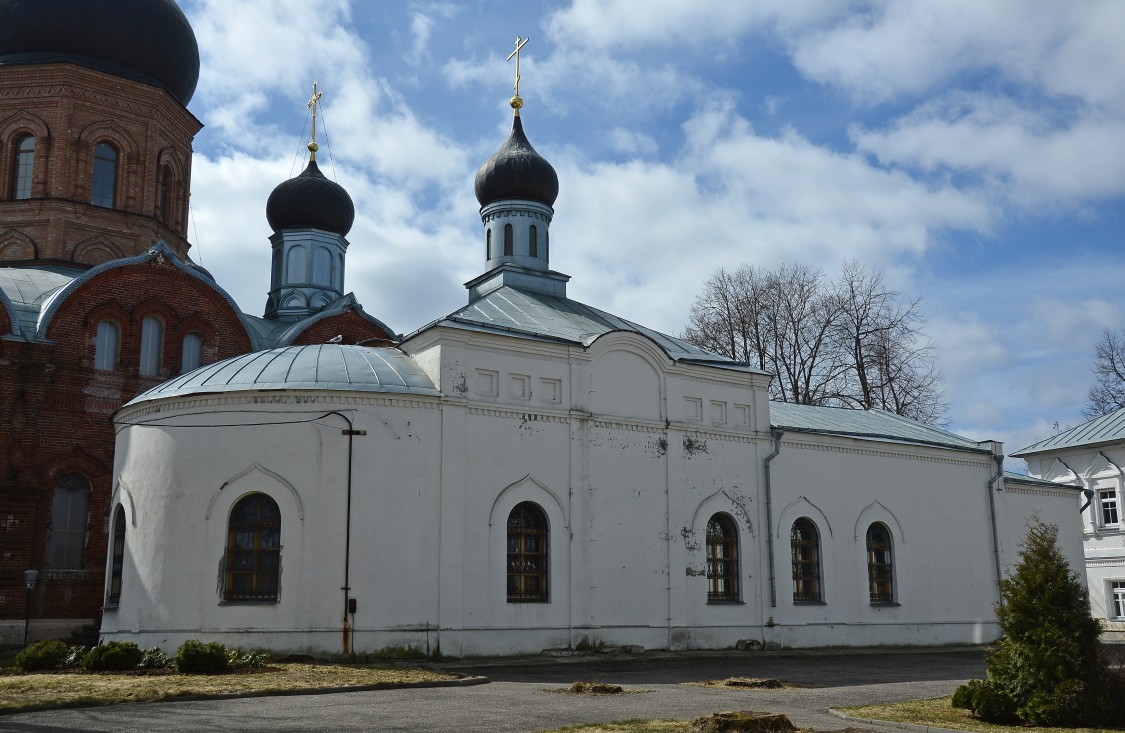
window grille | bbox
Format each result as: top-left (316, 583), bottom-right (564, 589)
top-left (866, 522), bottom-right (894, 603)
top-left (507, 502), bottom-right (548, 602)
top-left (47, 474), bottom-right (90, 570)
top-left (706, 514), bottom-right (739, 602)
top-left (791, 518), bottom-right (822, 603)
top-left (224, 494), bottom-right (281, 602)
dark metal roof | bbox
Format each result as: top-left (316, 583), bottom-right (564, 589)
top-left (265, 159), bottom-right (355, 236)
top-left (475, 115), bottom-right (559, 207)
top-left (431, 285), bottom-right (765, 373)
top-left (768, 401), bottom-right (988, 453)
top-left (125, 344), bottom-right (439, 406)
top-left (1012, 406), bottom-right (1125, 456)
top-left (0, 0), bottom-right (200, 105)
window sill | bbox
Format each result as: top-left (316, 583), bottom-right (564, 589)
top-left (870, 601), bottom-right (901, 607)
top-left (707, 599), bottom-right (745, 605)
top-left (793, 601), bottom-right (827, 606)
top-left (102, 603), bottom-right (119, 611)
top-left (506, 599), bottom-right (550, 604)
top-left (218, 600), bottom-right (279, 606)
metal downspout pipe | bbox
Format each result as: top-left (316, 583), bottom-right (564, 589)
top-left (763, 429), bottom-right (784, 609)
top-left (327, 411), bottom-right (366, 656)
top-left (986, 453), bottom-right (1004, 593)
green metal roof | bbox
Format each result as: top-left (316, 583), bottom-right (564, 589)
top-left (768, 401), bottom-right (989, 453)
top-left (1012, 406), bottom-right (1125, 456)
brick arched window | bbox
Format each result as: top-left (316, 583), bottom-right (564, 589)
top-left (224, 494), bottom-right (281, 602)
top-left (158, 164), bottom-right (173, 224)
top-left (791, 517), bottom-right (822, 603)
top-left (139, 315), bottom-right (164, 376)
top-left (47, 473), bottom-right (91, 570)
top-left (107, 505), bottom-right (126, 605)
top-left (866, 522), bottom-right (895, 604)
top-left (706, 513), bottom-right (739, 602)
top-left (12, 135), bottom-right (34, 200)
top-left (94, 320), bottom-right (120, 371)
top-left (507, 502), bottom-right (548, 602)
top-left (181, 331), bottom-right (203, 373)
top-left (91, 142), bottom-right (118, 208)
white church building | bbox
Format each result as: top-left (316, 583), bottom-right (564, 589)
top-left (101, 88), bottom-right (1085, 658)
top-left (1015, 410), bottom-right (1125, 627)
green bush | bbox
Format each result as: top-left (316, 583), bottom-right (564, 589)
top-left (139, 646), bottom-right (170, 668)
top-left (15, 639), bottom-right (68, 671)
top-left (1021, 680), bottom-right (1111, 727)
top-left (174, 640), bottom-right (230, 674)
top-left (951, 679), bottom-right (980, 710)
top-left (227, 648), bottom-right (270, 669)
top-left (82, 641), bottom-right (144, 671)
top-left (970, 680), bottom-right (1018, 723)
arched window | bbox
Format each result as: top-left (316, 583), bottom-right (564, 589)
top-left (866, 522), bottom-right (894, 604)
top-left (791, 518), bottom-right (822, 603)
top-left (181, 331), bottom-right (203, 373)
top-left (529, 225), bottom-right (538, 258)
top-left (158, 164), bottom-right (173, 224)
top-left (507, 502), bottom-right (548, 602)
top-left (545, 230), bottom-right (549, 262)
top-left (286, 246), bottom-right (306, 283)
top-left (503, 223), bottom-right (513, 256)
top-left (94, 320), bottom-right (120, 371)
top-left (47, 474), bottom-right (90, 570)
top-left (12, 135), bottom-right (34, 200)
top-left (225, 494), bottom-right (281, 602)
top-left (706, 513), bottom-right (739, 602)
top-left (91, 142), bottom-right (118, 208)
top-left (312, 248), bottom-right (332, 287)
top-left (107, 505), bottom-right (126, 605)
top-left (139, 316), bottom-right (163, 376)
top-left (486, 228), bottom-right (492, 259)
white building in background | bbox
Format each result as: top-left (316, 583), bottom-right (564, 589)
top-left (1015, 410), bottom-right (1125, 625)
top-left (100, 89), bottom-right (1085, 658)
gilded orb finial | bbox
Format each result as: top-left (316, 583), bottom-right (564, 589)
top-left (307, 81), bottom-right (324, 161)
top-left (506, 36), bottom-right (529, 116)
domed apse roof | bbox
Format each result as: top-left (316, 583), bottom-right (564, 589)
top-left (125, 344), bottom-right (440, 407)
top-left (0, 0), bottom-right (200, 105)
top-left (475, 115), bottom-right (559, 208)
top-left (266, 160), bottom-right (355, 237)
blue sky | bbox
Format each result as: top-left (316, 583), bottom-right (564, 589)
top-left (177, 0), bottom-right (1125, 464)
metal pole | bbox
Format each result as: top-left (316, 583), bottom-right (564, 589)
top-left (23, 585), bottom-right (31, 647)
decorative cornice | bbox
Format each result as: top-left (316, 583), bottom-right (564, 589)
top-left (117, 391), bottom-right (441, 423)
top-left (779, 437), bottom-right (987, 468)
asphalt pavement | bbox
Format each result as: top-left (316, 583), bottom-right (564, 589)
top-left (0, 647), bottom-right (986, 733)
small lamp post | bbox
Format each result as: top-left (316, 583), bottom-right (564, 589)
top-left (23, 570), bottom-right (39, 648)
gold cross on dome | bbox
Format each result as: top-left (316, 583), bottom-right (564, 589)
top-left (506, 36), bottom-right (529, 109)
top-left (307, 81), bottom-right (324, 158)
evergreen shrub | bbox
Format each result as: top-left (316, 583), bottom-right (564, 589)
top-left (82, 641), bottom-right (144, 671)
top-left (139, 646), bottom-right (170, 668)
top-left (14, 639), bottom-right (68, 671)
top-left (175, 640), bottom-right (230, 674)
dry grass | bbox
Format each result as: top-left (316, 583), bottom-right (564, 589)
top-left (686, 677), bottom-right (808, 689)
top-left (533, 722), bottom-right (693, 733)
top-left (0, 663), bottom-right (461, 715)
top-left (842, 696), bottom-right (1121, 733)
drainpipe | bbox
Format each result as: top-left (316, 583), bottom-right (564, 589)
top-left (763, 429), bottom-right (784, 609)
top-left (986, 451), bottom-right (1004, 592)
top-left (326, 411), bottom-right (366, 656)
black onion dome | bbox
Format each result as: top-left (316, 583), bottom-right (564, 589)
top-left (266, 160), bottom-right (355, 236)
top-left (0, 0), bottom-right (200, 105)
top-left (475, 116), bottom-right (559, 207)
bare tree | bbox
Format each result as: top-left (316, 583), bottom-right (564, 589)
top-left (1083, 328), bottom-right (1125, 419)
top-left (682, 261), bottom-right (947, 424)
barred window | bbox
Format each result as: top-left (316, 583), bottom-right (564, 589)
top-left (224, 494), bottom-right (281, 602)
top-left (791, 517), bottom-right (822, 603)
top-left (507, 502), bottom-right (548, 602)
top-left (12, 135), bottom-right (34, 200)
top-left (706, 513), bottom-right (739, 602)
top-left (91, 142), bottom-right (117, 208)
top-left (866, 522), bottom-right (894, 604)
top-left (107, 505), bottom-right (126, 605)
top-left (47, 474), bottom-right (90, 570)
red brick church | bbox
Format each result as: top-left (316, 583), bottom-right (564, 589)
top-left (0, 0), bottom-right (394, 643)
